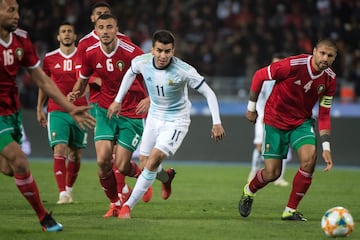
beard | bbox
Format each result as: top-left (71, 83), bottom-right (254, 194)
top-left (4, 24), bottom-right (17, 33)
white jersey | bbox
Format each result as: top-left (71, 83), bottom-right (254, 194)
top-left (131, 53), bottom-right (206, 121)
top-left (254, 80), bottom-right (275, 144)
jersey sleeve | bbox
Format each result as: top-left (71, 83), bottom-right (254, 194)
top-left (21, 33), bottom-right (40, 68)
top-left (42, 56), bottom-right (50, 77)
top-left (79, 50), bottom-right (93, 79)
top-left (318, 75), bottom-right (337, 131)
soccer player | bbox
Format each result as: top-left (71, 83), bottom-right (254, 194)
top-left (0, 0), bottom-right (94, 232)
top-left (37, 22), bottom-right (87, 204)
top-left (75, 1), bottom-right (143, 204)
top-left (238, 38), bottom-right (337, 221)
top-left (247, 53), bottom-right (291, 187)
top-left (72, 13), bottom-right (148, 217)
top-left (108, 29), bottom-right (225, 219)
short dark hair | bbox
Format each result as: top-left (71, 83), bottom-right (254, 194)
top-left (315, 38), bottom-right (338, 52)
top-left (91, 1), bottom-right (111, 13)
top-left (152, 30), bottom-right (175, 47)
top-left (96, 13), bottom-right (118, 25)
top-left (58, 21), bottom-right (75, 34)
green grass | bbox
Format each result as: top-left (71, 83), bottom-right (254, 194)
top-left (0, 160), bottom-right (358, 240)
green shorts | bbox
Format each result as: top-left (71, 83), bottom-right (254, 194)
top-left (47, 111), bottom-right (88, 149)
top-left (0, 111), bottom-right (23, 152)
top-left (263, 119), bottom-right (316, 160)
top-left (95, 106), bottom-right (143, 152)
top-left (89, 102), bottom-right (98, 118)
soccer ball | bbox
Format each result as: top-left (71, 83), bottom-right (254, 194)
top-left (321, 206), bottom-right (354, 237)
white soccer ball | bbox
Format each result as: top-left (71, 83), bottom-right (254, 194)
top-left (321, 206), bottom-right (354, 237)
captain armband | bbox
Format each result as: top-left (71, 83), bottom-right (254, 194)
top-left (320, 134), bottom-right (331, 152)
top-left (247, 101), bottom-right (257, 112)
top-left (319, 96), bottom-right (333, 108)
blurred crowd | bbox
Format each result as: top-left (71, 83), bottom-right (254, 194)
top-left (17, 0), bottom-right (360, 107)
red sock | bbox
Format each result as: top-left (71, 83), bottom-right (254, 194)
top-left (112, 163), bottom-right (125, 193)
top-left (249, 169), bottom-right (269, 193)
top-left (128, 160), bottom-right (141, 178)
top-left (99, 170), bottom-right (119, 203)
top-left (287, 168), bottom-right (312, 209)
top-left (54, 154), bottom-right (66, 192)
top-left (67, 159), bottom-right (80, 188)
top-left (14, 172), bottom-right (47, 221)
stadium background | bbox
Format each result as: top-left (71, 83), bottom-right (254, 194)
top-left (16, 0), bottom-right (359, 166)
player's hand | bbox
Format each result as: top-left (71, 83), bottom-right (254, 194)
top-left (36, 110), bottom-right (47, 128)
top-left (69, 105), bottom-right (95, 129)
top-left (136, 97), bottom-right (150, 115)
top-left (67, 91), bottom-right (80, 103)
top-left (107, 102), bottom-right (122, 119)
top-left (322, 150), bottom-right (333, 172)
top-left (246, 110), bottom-right (258, 124)
top-left (211, 124), bottom-right (225, 142)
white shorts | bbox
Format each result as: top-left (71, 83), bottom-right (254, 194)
top-left (140, 116), bottom-right (190, 157)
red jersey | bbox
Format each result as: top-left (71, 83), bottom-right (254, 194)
top-left (43, 48), bottom-right (87, 112)
top-left (80, 39), bottom-right (147, 118)
top-left (0, 29), bottom-right (39, 115)
top-left (251, 54), bottom-right (336, 130)
top-left (76, 30), bottom-right (131, 103)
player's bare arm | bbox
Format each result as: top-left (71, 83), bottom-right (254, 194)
top-left (29, 67), bottom-right (95, 129)
top-left (135, 97), bottom-right (150, 115)
top-left (246, 90), bottom-right (259, 124)
top-left (107, 102), bottom-right (122, 119)
top-left (72, 78), bottom-right (90, 99)
top-left (36, 89), bottom-right (48, 127)
top-left (319, 129), bottom-right (333, 172)
top-left (211, 124), bottom-right (225, 142)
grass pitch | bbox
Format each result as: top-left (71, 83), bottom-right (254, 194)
top-left (0, 160), bottom-right (358, 240)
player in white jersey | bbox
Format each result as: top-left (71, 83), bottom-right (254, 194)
top-left (108, 30), bottom-right (225, 219)
top-left (247, 54), bottom-right (291, 187)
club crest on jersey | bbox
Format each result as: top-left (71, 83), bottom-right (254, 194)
top-left (116, 61), bottom-right (125, 71)
top-left (15, 48), bottom-right (24, 61)
top-left (317, 84), bottom-right (326, 94)
top-left (168, 79), bottom-right (174, 86)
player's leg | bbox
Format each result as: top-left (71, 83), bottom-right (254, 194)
top-left (111, 144), bottom-right (133, 205)
top-left (274, 149), bottom-right (292, 186)
top-left (115, 116), bottom-right (143, 178)
top-left (248, 144), bottom-right (262, 182)
top-left (64, 119), bottom-right (88, 203)
top-left (20, 124), bottom-right (31, 156)
top-left (65, 147), bottom-right (82, 203)
top-left (53, 143), bottom-right (69, 204)
top-left (281, 119), bottom-right (316, 221)
top-left (94, 107), bottom-right (121, 217)
top-left (239, 123), bottom-right (287, 217)
top-left (248, 120), bottom-right (264, 182)
top-left (119, 118), bottom-right (189, 219)
top-left (47, 112), bottom-right (71, 204)
top-left (0, 113), bottom-right (62, 231)
top-left (0, 155), bottom-right (13, 176)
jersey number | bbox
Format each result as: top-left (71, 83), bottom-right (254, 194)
top-left (63, 59), bottom-right (73, 71)
top-left (3, 49), bottom-right (14, 66)
top-left (303, 80), bottom-right (313, 93)
top-left (106, 59), bottom-right (114, 71)
top-left (156, 85), bottom-right (165, 96)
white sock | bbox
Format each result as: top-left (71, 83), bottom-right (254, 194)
top-left (125, 168), bottom-right (156, 209)
top-left (65, 186), bottom-right (73, 194)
